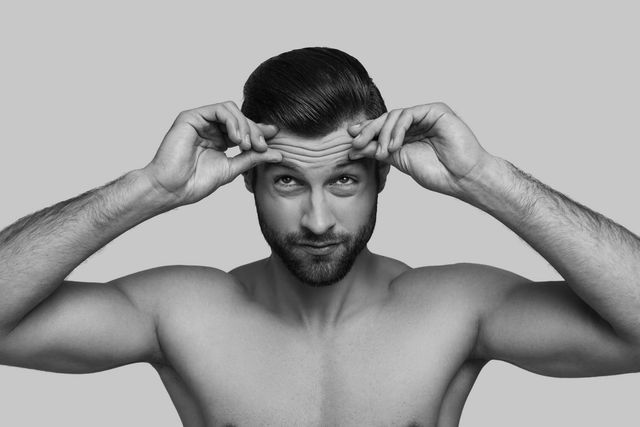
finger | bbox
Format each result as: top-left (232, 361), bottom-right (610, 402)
top-left (352, 114), bottom-right (387, 149)
top-left (376, 109), bottom-right (402, 160)
top-left (221, 101), bottom-right (252, 151)
top-left (227, 148), bottom-right (283, 177)
top-left (349, 139), bottom-right (379, 160)
top-left (182, 103), bottom-right (243, 144)
top-left (178, 107), bottom-right (240, 147)
top-left (255, 123), bottom-right (280, 139)
top-left (389, 125), bottom-right (407, 153)
top-left (347, 119), bottom-right (372, 137)
top-left (246, 119), bottom-right (268, 152)
top-left (199, 138), bottom-right (229, 152)
top-left (389, 108), bottom-right (416, 152)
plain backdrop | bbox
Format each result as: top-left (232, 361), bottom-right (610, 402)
top-left (1, 1), bottom-right (639, 425)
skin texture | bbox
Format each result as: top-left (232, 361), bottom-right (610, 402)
top-left (1, 101), bottom-right (640, 426)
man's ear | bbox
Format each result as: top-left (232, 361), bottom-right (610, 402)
top-left (243, 169), bottom-right (255, 193)
top-left (377, 162), bottom-right (391, 193)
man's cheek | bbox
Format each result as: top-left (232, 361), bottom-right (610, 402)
top-left (259, 197), bottom-right (299, 227)
top-left (337, 194), bottom-right (375, 224)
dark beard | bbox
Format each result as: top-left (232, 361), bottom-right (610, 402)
top-left (256, 200), bottom-right (377, 287)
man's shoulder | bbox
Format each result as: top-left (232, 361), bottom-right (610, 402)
top-left (118, 264), bottom-right (243, 288)
top-left (390, 262), bottom-right (531, 308)
top-left (114, 264), bottom-right (249, 312)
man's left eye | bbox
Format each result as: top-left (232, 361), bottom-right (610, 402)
top-left (335, 176), bottom-right (356, 185)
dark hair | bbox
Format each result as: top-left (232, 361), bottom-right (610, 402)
top-left (241, 47), bottom-right (387, 136)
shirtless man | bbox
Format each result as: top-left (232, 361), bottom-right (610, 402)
top-left (1, 46), bottom-right (639, 426)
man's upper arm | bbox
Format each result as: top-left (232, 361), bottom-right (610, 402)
top-left (471, 264), bottom-right (640, 377)
top-left (0, 268), bottom-right (171, 373)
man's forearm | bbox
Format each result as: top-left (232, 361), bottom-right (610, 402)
top-left (0, 169), bottom-right (173, 333)
top-left (463, 156), bottom-right (640, 342)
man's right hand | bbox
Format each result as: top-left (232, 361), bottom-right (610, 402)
top-left (143, 101), bottom-right (283, 206)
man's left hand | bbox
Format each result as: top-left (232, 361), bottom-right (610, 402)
top-left (347, 102), bottom-right (494, 198)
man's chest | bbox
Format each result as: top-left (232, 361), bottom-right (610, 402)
top-left (155, 297), bottom-right (480, 426)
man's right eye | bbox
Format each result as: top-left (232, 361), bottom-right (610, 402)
top-left (275, 176), bottom-right (298, 186)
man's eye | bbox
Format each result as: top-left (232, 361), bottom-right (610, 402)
top-left (335, 175), bottom-right (356, 185)
top-left (275, 176), bottom-right (297, 186)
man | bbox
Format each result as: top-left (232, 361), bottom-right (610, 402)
top-left (0, 46), bottom-right (639, 426)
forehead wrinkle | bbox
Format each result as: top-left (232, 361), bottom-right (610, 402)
top-left (265, 128), bottom-right (358, 170)
top-left (268, 141), bottom-right (352, 157)
top-left (276, 152), bottom-right (347, 169)
top-left (268, 130), bottom-right (353, 145)
top-left (267, 131), bottom-right (353, 152)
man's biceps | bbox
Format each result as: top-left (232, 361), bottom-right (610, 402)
top-left (478, 283), bottom-right (576, 354)
top-left (476, 281), bottom-right (640, 375)
top-left (0, 281), bottom-right (159, 372)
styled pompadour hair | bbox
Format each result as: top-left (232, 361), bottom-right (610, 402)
top-left (241, 47), bottom-right (387, 136)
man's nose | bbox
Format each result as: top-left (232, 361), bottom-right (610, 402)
top-left (300, 191), bottom-right (336, 235)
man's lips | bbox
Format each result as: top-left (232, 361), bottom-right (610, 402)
top-left (297, 241), bottom-right (341, 255)
top-left (298, 241), bottom-right (340, 247)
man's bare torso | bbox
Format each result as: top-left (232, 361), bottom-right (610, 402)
top-left (147, 256), bottom-right (490, 427)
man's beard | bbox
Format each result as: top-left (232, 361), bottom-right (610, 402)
top-left (256, 201), bottom-right (377, 288)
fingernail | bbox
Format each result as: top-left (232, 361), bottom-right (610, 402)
top-left (243, 134), bottom-right (250, 146)
top-left (350, 152), bottom-right (364, 160)
top-left (389, 137), bottom-right (395, 149)
top-left (259, 135), bottom-right (266, 145)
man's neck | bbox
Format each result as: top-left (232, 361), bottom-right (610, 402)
top-left (260, 248), bottom-right (388, 331)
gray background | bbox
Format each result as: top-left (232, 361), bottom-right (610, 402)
top-left (1, 1), bottom-right (639, 425)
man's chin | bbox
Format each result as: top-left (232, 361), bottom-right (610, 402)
top-left (285, 245), bottom-right (357, 287)
top-left (296, 268), bottom-right (348, 288)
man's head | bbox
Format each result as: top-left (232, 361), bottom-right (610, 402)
top-left (240, 47), bottom-right (389, 287)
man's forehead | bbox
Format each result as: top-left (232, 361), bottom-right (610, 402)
top-left (266, 127), bottom-right (355, 169)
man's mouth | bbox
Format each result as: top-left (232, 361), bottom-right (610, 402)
top-left (298, 241), bottom-right (341, 255)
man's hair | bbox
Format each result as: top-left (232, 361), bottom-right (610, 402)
top-left (241, 47), bottom-right (387, 136)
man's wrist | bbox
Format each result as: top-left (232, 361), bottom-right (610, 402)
top-left (124, 169), bottom-right (182, 215)
top-left (455, 155), bottom-right (523, 216)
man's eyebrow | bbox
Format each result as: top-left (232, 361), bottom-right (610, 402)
top-left (263, 158), bottom-right (367, 172)
top-left (335, 158), bottom-right (368, 169)
top-left (263, 161), bottom-right (300, 172)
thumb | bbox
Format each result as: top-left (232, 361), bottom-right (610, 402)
top-left (228, 148), bottom-right (283, 177)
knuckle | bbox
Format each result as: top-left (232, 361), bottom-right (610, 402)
top-left (399, 110), bottom-right (414, 124)
top-left (399, 107), bottom-right (412, 117)
top-left (175, 110), bottom-right (196, 126)
top-left (223, 100), bottom-right (238, 110)
top-left (177, 110), bottom-right (191, 120)
top-left (433, 101), bottom-right (451, 111)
